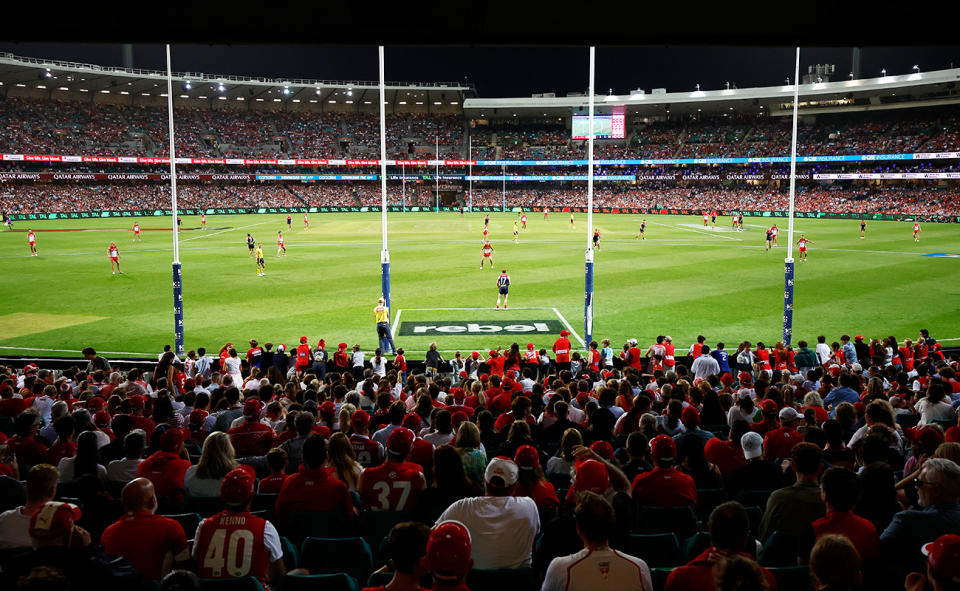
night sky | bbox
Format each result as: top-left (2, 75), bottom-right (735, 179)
top-left (1, 43), bottom-right (958, 98)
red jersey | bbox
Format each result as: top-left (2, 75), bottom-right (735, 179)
top-left (810, 511), bottom-right (878, 561)
top-left (350, 434), bottom-right (384, 468)
top-left (773, 350), bottom-right (788, 371)
top-left (482, 244), bottom-right (493, 257)
top-left (626, 347), bottom-right (643, 370)
top-left (227, 421), bottom-right (276, 456)
top-left (359, 460), bottom-right (425, 511)
top-left (515, 479), bottom-right (559, 511)
top-left (665, 548), bottom-right (777, 591)
top-left (589, 349), bottom-right (601, 373)
top-left (691, 343), bottom-right (704, 359)
top-left (44, 440), bottom-right (77, 467)
top-left (277, 234), bottom-right (284, 245)
top-left (195, 511), bottom-right (271, 582)
top-left (489, 356), bottom-right (506, 376)
top-left (295, 343), bottom-right (311, 368)
top-left (133, 224), bottom-right (140, 233)
top-left (704, 439), bottom-right (747, 476)
top-left (258, 473), bottom-right (288, 494)
top-left (102, 511), bottom-right (189, 581)
top-left (553, 337), bottom-right (572, 363)
top-left (755, 349), bottom-right (771, 370)
top-left (8, 435), bottom-right (48, 468)
top-left (663, 343), bottom-right (676, 367)
top-left (914, 224), bottom-right (920, 232)
top-left (631, 467), bottom-right (697, 508)
top-left (137, 450), bottom-right (191, 499)
top-left (275, 466), bottom-right (355, 523)
top-left (27, 232), bottom-right (36, 244)
top-left (763, 426), bottom-right (801, 461)
top-left (899, 347), bottom-right (914, 371)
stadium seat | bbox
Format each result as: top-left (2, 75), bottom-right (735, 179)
top-left (251, 493), bottom-right (278, 516)
top-left (703, 425), bottom-right (729, 440)
top-left (283, 510), bottom-right (355, 546)
top-left (163, 513), bottom-right (202, 543)
top-left (300, 537), bottom-right (373, 586)
top-left (767, 565), bottom-right (814, 591)
top-left (896, 413), bottom-right (921, 430)
top-left (694, 488), bottom-right (728, 521)
top-left (635, 506), bottom-right (700, 540)
top-left (366, 571), bottom-right (433, 588)
top-left (625, 533), bottom-right (681, 568)
top-left (466, 567), bottom-right (538, 591)
top-left (358, 510), bottom-right (415, 562)
top-left (759, 530), bottom-right (801, 567)
top-left (274, 573), bottom-right (360, 591)
top-left (744, 506), bottom-right (763, 539)
top-left (650, 567), bottom-right (675, 591)
top-left (680, 531), bottom-right (712, 563)
top-left (187, 496), bottom-right (224, 517)
top-left (279, 536), bottom-right (298, 570)
top-left (0, 546), bottom-right (31, 571)
top-left (199, 577), bottom-right (265, 591)
top-left (547, 472), bottom-right (571, 490)
top-left (734, 489), bottom-right (772, 509)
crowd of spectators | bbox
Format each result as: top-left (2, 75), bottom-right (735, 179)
top-left (0, 327), bottom-right (958, 590)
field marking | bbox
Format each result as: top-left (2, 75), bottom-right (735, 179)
top-left (0, 345), bottom-right (157, 356)
top-left (397, 307), bottom-right (556, 311)
top-left (0, 313), bottom-right (107, 339)
top-left (552, 307), bottom-right (586, 347)
top-left (646, 220), bottom-right (741, 241)
top-left (180, 220), bottom-right (275, 242)
top-left (391, 308), bottom-right (403, 339)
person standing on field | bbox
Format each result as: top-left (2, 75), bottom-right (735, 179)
top-left (375, 297), bottom-right (396, 355)
top-left (108, 242), bottom-right (122, 275)
top-left (496, 269), bottom-right (510, 310)
top-left (26, 229), bottom-right (37, 256)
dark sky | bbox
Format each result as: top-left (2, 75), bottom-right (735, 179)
top-left (1, 43), bottom-right (958, 98)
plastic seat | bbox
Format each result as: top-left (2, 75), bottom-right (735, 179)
top-left (651, 567), bottom-right (675, 591)
top-left (744, 506), bottom-right (763, 539)
top-left (694, 488), bottom-right (728, 521)
top-left (280, 536), bottom-right (298, 570)
top-left (466, 567), bottom-right (538, 591)
top-left (275, 573), bottom-right (360, 591)
top-left (760, 530), bottom-right (801, 567)
top-left (187, 495), bottom-right (224, 517)
top-left (283, 510), bottom-right (355, 547)
top-left (768, 565), bottom-right (814, 591)
top-left (199, 577), bottom-right (265, 591)
top-left (734, 489), bottom-right (772, 510)
top-left (163, 512), bottom-right (202, 542)
top-left (358, 510), bottom-right (415, 562)
top-left (896, 413), bottom-right (921, 430)
top-left (680, 531), bottom-right (712, 563)
top-left (300, 537), bottom-right (372, 586)
top-left (251, 493), bottom-right (278, 515)
top-left (625, 533), bottom-right (680, 568)
top-left (547, 472), bottom-right (571, 490)
top-left (635, 506), bottom-right (699, 540)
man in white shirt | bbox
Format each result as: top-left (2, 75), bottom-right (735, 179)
top-left (690, 345), bottom-right (720, 382)
top-left (520, 368), bottom-right (536, 393)
top-left (0, 463), bottom-right (58, 549)
top-left (106, 430), bottom-right (146, 484)
top-left (31, 385), bottom-right (56, 425)
top-left (191, 347), bottom-right (213, 381)
top-left (815, 336), bottom-right (831, 367)
top-left (542, 491), bottom-right (653, 591)
top-left (435, 457), bottom-right (540, 570)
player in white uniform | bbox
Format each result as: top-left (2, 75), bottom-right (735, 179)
top-left (26, 229), bottom-right (37, 256)
top-left (277, 231), bottom-right (286, 257)
top-left (913, 222), bottom-right (921, 242)
top-left (132, 222), bottom-right (142, 242)
top-left (796, 233), bottom-right (814, 262)
top-left (304, 213), bottom-right (309, 229)
top-left (201, 213), bottom-right (207, 229)
top-left (108, 242), bottom-right (122, 274)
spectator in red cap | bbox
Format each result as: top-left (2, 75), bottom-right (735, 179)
top-left (513, 444), bottom-right (560, 512)
top-left (227, 399), bottom-right (275, 457)
top-left (436, 457), bottom-right (540, 569)
top-left (359, 427), bottom-right (426, 511)
top-left (427, 520), bottom-right (474, 590)
top-left (333, 342), bottom-right (350, 374)
top-left (137, 429), bottom-right (191, 501)
top-left (194, 466), bottom-right (286, 584)
top-left (631, 435), bottom-right (697, 508)
top-left (101, 477), bottom-right (190, 581)
top-left (906, 533), bottom-right (960, 591)
top-left (665, 501), bottom-right (777, 591)
top-left (543, 491), bottom-right (652, 591)
top-left (553, 331), bottom-right (572, 373)
top-left (365, 521), bottom-right (431, 591)
top-left (349, 409), bottom-right (385, 468)
top-left (674, 406), bottom-right (716, 445)
top-left (275, 434), bottom-right (354, 524)
top-left (750, 399), bottom-right (780, 437)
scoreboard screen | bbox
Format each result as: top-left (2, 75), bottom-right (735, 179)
top-left (571, 112), bottom-right (625, 139)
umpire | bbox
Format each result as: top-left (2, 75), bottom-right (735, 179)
top-left (375, 297), bottom-right (396, 355)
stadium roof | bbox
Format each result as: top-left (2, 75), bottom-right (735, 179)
top-left (0, 52), bottom-right (471, 106)
top-left (464, 68), bottom-right (960, 118)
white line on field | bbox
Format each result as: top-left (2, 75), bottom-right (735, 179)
top-left (180, 220), bottom-right (275, 242)
top-left (391, 308), bottom-right (403, 339)
top-left (397, 307), bottom-right (555, 311)
top-left (648, 220), bottom-right (741, 241)
top-left (552, 307), bottom-right (586, 347)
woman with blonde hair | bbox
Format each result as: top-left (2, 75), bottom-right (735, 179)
top-left (454, 420), bottom-right (487, 486)
top-left (326, 432), bottom-right (363, 491)
top-left (545, 427), bottom-right (583, 477)
top-left (184, 431), bottom-right (238, 497)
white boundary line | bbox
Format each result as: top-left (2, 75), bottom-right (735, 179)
top-left (391, 308), bottom-right (403, 339)
top-left (180, 219), bottom-right (275, 242)
top-left (397, 306), bottom-right (555, 311)
top-left (552, 307), bottom-right (586, 347)
top-left (650, 220), bottom-right (741, 241)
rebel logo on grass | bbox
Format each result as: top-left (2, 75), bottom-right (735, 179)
top-left (398, 320), bottom-right (564, 336)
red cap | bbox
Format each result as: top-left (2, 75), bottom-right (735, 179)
top-left (738, 371), bottom-right (753, 385)
top-left (451, 411), bottom-right (470, 431)
top-left (29, 502), bottom-right (82, 541)
top-left (387, 427), bottom-right (415, 458)
top-left (574, 459), bottom-right (610, 493)
top-left (94, 410), bottom-right (111, 427)
top-left (514, 444), bottom-right (540, 469)
top-left (23, 363), bottom-right (39, 374)
top-left (319, 401), bottom-right (336, 416)
top-left (759, 399), bottom-right (778, 414)
top-left (479, 373), bottom-right (489, 382)
top-left (946, 426), bottom-right (960, 444)
top-left (189, 409), bottom-right (209, 425)
top-left (220, 467), bottom-right (256, 505)
top-left (402, 413), bottom-right (422, 432)
top-left (650, 435), bottom-right (677, 462)
top-left (681, 406), bottom-right (701, 427)
top-left (923, 534), bottom-right (960, 583)
top-left (590, 441), bottom-right (614, 460)
top-left (314, 425), bottom-right (331, 439)
top-left (87, 397), bottom-right (104, 411)
top-left (905, 426), bottom-right (945, 451)
top-left (489, 350), bottom-right (498, 357)
top-left (159, 429), bottom-right (184, 453)
top-left (472, 351), bottom-right (480, 359)
top-left (318, 339), bottom-right (325, 347)
top-left (129, 395), bottom-right (146, 411)
top-left (300, 336), bottom-right (308, 343)
top-left (560, 330), bottom-right (570, 337)
top-left (855, 335), bottom-right (864, 340)
top-left (427, 521), bottom-right (473, 579)
top-left (184, 378), bottom-right (196, 390)
top-left (827, 365), bottom-right (843, 377)
top-left (720, 373), bottom-right (734, 386)
top-left (527, 343), bottom-right (535, 350)
top-left (243, 399), bottom-right (262, 419)
top-left (351, 409), bottom-right (370, 429)
top-left (338, 342), bottom-right (348, 350)
top-left (853, 401), bottom-right (866, 414)
top-left (575, 392), bottom-right (589, 407)
top-left (459, 370), bottom-right (467, 378)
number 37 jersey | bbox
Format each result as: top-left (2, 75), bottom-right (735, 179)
top-left (359, 460), bottom-right (425, 511)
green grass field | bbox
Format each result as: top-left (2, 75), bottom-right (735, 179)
top-left (1, 212), bottom-right (958, 358)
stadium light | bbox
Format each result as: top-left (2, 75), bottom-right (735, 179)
top-left (913, 65), bottom-right (920, 73)
top-left (695, 83), bottom-right (700, 91)
top-left (315, 88), bottom-right (321, 95)
top-left (881, 68), bottom-right (886, 76)
top-left (184, 81), bottom-right (191, 90)
top-left (217, 83), bottom-right (225, 92)
top-left (347, 88), bottom-right (353, 96)
top-left (283, 86), bottom-right (290, 95)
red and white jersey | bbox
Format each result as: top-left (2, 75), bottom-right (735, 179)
top-left (524, 350), bottom-right (538, 364)
top-left (521, 215), bottom-right (527, 222)
top-left (201, 214), bottom-right (206, 223)
top-left (482, 227), bottom-right (489, 237)
top-left (755, 349), bottom-right (772, 369)
top-left (798, 238), bottom-right (808, 249)
top-left (195, 511), bottom-right (272, 581)
top-left (704, 215), bottom-right (709, 222)
top-left (277, 234), bottom-right (284, 245)
top-left (304, 214), bottom-right (308, 222)
top-left (350, 433), bottom-right (384, 468)
top-left (771, 226), bottom-right (778, 236)
top-left (914, 223), bottom-right (921, 232)
top-left (133, 224), bottom-right (140, 233)
top-left (109, 246), bottom-right (119, 258)
top-left (482, 244), bottom-right (494, 257)
top-left (359, 460), bottom-right (425, 511)
top-left (27, 231), bottom-right (36, 243)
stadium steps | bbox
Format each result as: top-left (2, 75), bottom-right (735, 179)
top-left (283, 185), bottom-right (309, 206)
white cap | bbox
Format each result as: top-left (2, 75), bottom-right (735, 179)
top-left (779, 407), bottom-right (801, 422)
top-left (484, 457), bottom-right (519, 487)
top-left (741, 432), bottom-right (764, 460)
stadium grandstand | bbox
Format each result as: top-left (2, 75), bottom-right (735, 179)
top-left (0, 52), bottom-right (958, 218)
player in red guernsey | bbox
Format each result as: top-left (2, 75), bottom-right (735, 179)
top-left (796, 233), bottom-right (813, 261)
top-left (201, 213), bottom-right (207, 229)
top-left (703, 212), bottom-right (709, 227)
top-left (358, 427), bottom-right (426, 512)
top-left (26, 229), bottom-right (37, 256)
top-left (195, 467), bottom-right (285, 585)
top-left (521, 213), bottom-right (527, 229)
top-left (913, 222), bottom-right (921, 242)
top-left (108, 242), bottom-right (122, 275)
top-left (276, 231), bottom-right (286, 257)
top-left (480, 241), bottom-right (495, 269)
top-left (544, 207), bottom-right (549, 220)
top-left (132, 222), bottom-right (142, 242)
top-left (303, 212), bottom-right (309, 229)
top-left (481, 225), bottom-right (489, 244)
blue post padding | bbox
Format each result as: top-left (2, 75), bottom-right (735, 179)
top-left (173, 262), bottom-right (184, 356)
top-left (584, 260), bottom-right (594, 348)
top-left (782, 260), bottom-right (795, 345)
top-left (381, 262), bottom-right (391, 310)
